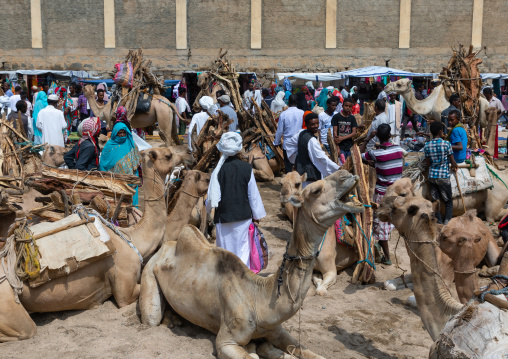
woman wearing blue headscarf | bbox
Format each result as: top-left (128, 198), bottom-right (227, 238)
top-left (99, 122), bottom-right (141, 206)
top-left (32, 91), bottom-right (48, 144)
top-left (315, 88), bottom-right (330, 111)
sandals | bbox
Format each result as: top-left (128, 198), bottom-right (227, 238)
top-left (381, 256), bottom-right (392, 266)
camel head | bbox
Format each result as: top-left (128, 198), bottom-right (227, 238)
top-left (485, 107), bottom-right (502, 121)
top-left (289, 170), bottom-right (363, 228)
top-left (384, 79), bottom-right (412, 95)
top-left (378, 194), bottom-right (438, 240)
top-left (168, 145), bottom-right (196, 168)
top-left (280, 171), bottom-right (307, 204)
top-left (440, 209), bottom-right (486, 267)
top-left (98, 134), bottom-right (109, 151)
top-left (83, 84), bottom-right (95, 99)
top-left (384, 177), bottom-right (419, 198)
top-left (42, 144), bottom-right (67, 167)
top-left (180, 170), bottom-right (211, 197)
top-left (197, 72), bottom-right (211, 88)
top-left (142, 146), bottom-right (194, 179)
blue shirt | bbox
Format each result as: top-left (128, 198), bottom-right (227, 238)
top-left (449, 126), bottom-right (467, 163)
top-left (424, 138), bottom-right (453, 179)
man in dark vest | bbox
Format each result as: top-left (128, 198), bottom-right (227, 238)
top-left (207, 132), bottom-right (266, 268)
top-left (286, 112), bottom-right (340, 188)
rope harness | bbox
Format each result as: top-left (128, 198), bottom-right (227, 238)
top-left (480, 274), bottom-right (508, 303)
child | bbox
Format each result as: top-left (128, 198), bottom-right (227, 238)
top-left (361, 124), bottom-right (404, 265)
top-left (424, 121), bottom-right (458, 224)
top-left (332, 97), bottom-right (357, 159)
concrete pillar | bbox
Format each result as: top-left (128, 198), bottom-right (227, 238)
top-left (325, 0), bottom-right (337, 48)
top-left (251, 0), bottom-right (262, 49)
top-left (176, 0), bottom-right (187, 49)
top-left (398, 0), bottom-right (411, 49)
top-left (104, 0), bottom-right (116, 48)
top-left (30, 0), bottom-right (43, 48)
top-left (471, 0), bottom-right (484, 48)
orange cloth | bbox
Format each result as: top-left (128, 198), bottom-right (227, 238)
top-left (302, 110), bottom-right (313, 129)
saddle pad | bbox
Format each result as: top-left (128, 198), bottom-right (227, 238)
top-left (28, 214), bottom-right (114, 288)
top-left (449, 156), bottom-right (493, 198)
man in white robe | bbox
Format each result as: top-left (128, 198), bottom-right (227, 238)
top-left (243, 81), bottom-right (262, 110)
top-left (188, 96), bottom-right (214, 151)
top-left (386, 92), bottom-right (402, 145)
top-left (274, 94), bottom-right (304, 173)
top-left (36, 94), bottom-right (67, 147)
top-left (286, 112), bottom-right (340, 188)
top-left (207, 132), bottom-right (266, 268)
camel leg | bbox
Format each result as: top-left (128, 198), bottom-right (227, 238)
top-left (216, 327), bottom-right (256, 359)
top-left (0, 280), bottom-right (36, 342)
top-left (266, 325), bottom-right (325, 359)
top-left (313, 227), bottom-right (337, 296)
top-left (256, 341), bottom-right (292, 359)
top-left (139, 251), bottom-right (165, 326)
top-left (108, 252), bottom-right (141, 308)
top-left (154, 103), bottom-right (180, 147)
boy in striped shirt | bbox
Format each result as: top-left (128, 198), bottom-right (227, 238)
top-left (361, 124), bottom-right (404, 265)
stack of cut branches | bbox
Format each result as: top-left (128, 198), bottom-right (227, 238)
top-left (26, 167), bottom-right (140, 226)
top-left (192, 49), bottom-right (284, 172)
top-left (111, 48), bottom-right (165, 122)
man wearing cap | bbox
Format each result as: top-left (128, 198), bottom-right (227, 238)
top-left (36, 94), bottom-right (67, 147)
top-left (188, 96), bottom-right (214, 151)
top-left (217, 94), bottom-right (238, 132)
top-left (207, 132), bottom-right (266, 267)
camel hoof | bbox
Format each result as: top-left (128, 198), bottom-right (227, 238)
top-left (406, 295), bottom-right (417, 308)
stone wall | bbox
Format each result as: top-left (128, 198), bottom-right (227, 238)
top-left (0, 1), bottom-right (507, 75)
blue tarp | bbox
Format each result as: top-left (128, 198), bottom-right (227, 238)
top-left (78, 78), bottom-right (180, 86)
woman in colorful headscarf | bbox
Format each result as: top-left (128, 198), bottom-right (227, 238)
top-left (100, 121), bottom-right (141, 206)
top-left (57, 87), bottom-right (76, 143)
top-left (315, 88), bottom-right (329, 111)
top-left (97, 83), bottom-right (109, 101)
top-left (32, 90), bottom-right (48, 144)
top-left (269, 83), bottom-right (277, 97)
top-left (64, 117), bottom-right (101, 171)
top-left (302, 85), bottom-right (315, 109)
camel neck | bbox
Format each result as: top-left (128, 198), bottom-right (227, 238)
top-left (402, 225), bottom-right (462, 340)
top-left (164, 185), bottom-right (203, 241)
top-left (264, 208), bottom-right (329, 322)
top-left (123, 161), bottom-right (167, 259)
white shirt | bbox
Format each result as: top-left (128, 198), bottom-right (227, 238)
top-left (9, 94), bottom-right (21, 112)
top-left (489, 97), bottom-right (506, 112)
top-left (286, 130), bottom-right (340, 187)
top-left (36, 105), bottom-right (67, 147)
top-left (387, 101), bottom-right (403, 145)
top-left (175, 96), bottom-right (190, 114)
top-left (318, 111), bottom-right (334, 145)
top-left (219, 104), bottom-right (238, 132)
top-left (341, 89), bottom-right (349, 99)
top-left (188, 111), bottom-right (209, 151)
top-left (243, 89), bottom-right (262, 109)
top-left (366, 112), bottom-right (390, 151)
top-left (274, 106), bottom-right (304, 150)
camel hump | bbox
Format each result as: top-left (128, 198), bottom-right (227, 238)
top-left (175, 225), bottom-right (213, 254)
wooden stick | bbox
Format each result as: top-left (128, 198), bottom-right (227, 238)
top-left (32, 218), bottom-right (94, 240)
top-left (453, 171), bottom-right (467, 214)
top-left (112, 194), bottom-right (125, 222)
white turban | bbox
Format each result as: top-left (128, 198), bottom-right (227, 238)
top-left (199, 96), bottom-right (214, 112)
top-left (305, 81), bottom-right (314, 90)
top-left (209, 132), bottom-right (243, 208)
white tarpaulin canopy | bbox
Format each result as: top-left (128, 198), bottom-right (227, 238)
top-left (0, 70), bottom-right (98, 80)
top-left (481, 73), bottom-right (508, 80)
top-left (278, 66), bottom-right (435, 81)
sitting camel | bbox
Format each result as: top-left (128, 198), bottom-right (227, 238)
top-left (383, 178), bottom-right (501, 302)
top-left (139, 170), bottom-right (364, 359)
top-left (83, 85), bottom-right (182, 147)
top-left (377, 193), bottom-right (508, 356)
top-left (384, 79), bottom-right (489, 127)
top-left (0, 147), bottom-right (194, 342)
top-left (163, 170), bottom-right (210, 242)
top-left (246, 144), bottom-right (280, 182)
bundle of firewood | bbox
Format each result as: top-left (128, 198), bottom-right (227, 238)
top-left (26, 167), bottom-right (140, 226)
top-left (442, 45), bottom-right (483, 128)
top-left (110, 48), bottom-right (165, 122)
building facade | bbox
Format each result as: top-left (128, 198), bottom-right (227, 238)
top-left (1, 0), bottom-right (506, 76)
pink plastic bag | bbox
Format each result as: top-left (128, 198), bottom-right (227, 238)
top-left (249, 223), bottom-right (262, 273)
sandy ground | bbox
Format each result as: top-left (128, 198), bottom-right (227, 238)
top-left (2, 178), bottom-right (436, 359)
top-left (6, 134), bottom-right (506, 358)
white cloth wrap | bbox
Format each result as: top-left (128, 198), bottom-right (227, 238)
top-left (199, 96), bottom-right (214, 112)
top-left (209, 132), bottom-right (243, 208)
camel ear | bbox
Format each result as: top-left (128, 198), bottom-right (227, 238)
top-left (288, 194), bottom-right (303, 208)
top-left (412, 181), bottom-right (420, 194)
top-left (49, 145), bottom-right (55, 155)
top-left (148, 150), bottom-right (158, 162)
top-left (466, 209), bottom-right (477, 221)
top-left (301, 173), bottom-right (307, 182)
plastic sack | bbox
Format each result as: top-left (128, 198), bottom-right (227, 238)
top-left (249, 223), bottom-right (268, 274)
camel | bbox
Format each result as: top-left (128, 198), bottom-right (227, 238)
top-left (163, 170), bottom-right (210, 242)
top-left (377, 193), bottom-right (508, 356)
top-left (40, 144), bottom-right (66, 168)
top-left (193, 72), bottom-right (225, 112)
top-left (139, 170), bottom-right (364, 359)
top-left (83, 85), bottom-right (182, 147)
top-left (245, 145), bottom-right (277, 182)
top-left (384, 79), bottom-right (489, 127)
top-left (280, 171), bottom-right (358, 296)
top-left (0, 146), bottom-right (194, 342)
top-left (383, 178), bottom-right (501, 301)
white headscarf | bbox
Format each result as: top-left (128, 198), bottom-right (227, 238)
top-left (199, 96), bottom-right (214, 112)
top-left (209, 132), bottom-right (243, 208)
top-left (271, 91), bottom-right (286, 113)
top-left (305, 81), bottom-right (314, 90)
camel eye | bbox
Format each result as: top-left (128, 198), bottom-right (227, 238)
top-left (295, 183), bottom-right (300, 188)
